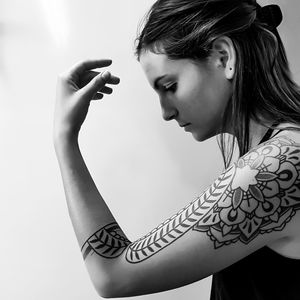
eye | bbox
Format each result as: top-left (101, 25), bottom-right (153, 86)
top-left (162, 82), bottom-right (177, 93)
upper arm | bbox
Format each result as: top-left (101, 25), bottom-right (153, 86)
top-left (87, 136), bottom-right (300, 297)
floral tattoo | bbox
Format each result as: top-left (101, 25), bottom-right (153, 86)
top-left (82, 136), bottom-right (300, 263)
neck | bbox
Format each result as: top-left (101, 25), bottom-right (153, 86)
top-left (248, 118), bottom-right (278, 150)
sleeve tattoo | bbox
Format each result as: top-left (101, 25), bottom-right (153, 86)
top-left (81, 136), bottom-right (300, 263)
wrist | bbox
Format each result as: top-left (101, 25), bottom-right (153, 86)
top-left (53, 127), bottom-right (79, 148)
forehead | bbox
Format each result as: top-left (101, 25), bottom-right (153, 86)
top-left (139, 51), bottom-right (187, 82)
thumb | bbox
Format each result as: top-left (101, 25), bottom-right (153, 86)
top-left (79, 70), bottom-right (111, 99)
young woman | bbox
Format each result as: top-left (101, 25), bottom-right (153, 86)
top-left (53, 0), bottom-right (300, 299)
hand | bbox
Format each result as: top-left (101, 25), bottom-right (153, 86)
top-left (54, 59), bottom-right (120, 140)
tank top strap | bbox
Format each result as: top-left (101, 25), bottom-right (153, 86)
top-left (258, 120), bottom-right (285, 145)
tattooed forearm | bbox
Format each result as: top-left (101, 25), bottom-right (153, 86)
top-left (126, 136), bottom-right (300, 262)
top-left (81, 222), bottom-right (131, 260)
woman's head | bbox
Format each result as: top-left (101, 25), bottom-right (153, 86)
top-left (135, 0), bottom-right (300, 168)
top-left (139, 37), bottom-right (235, 142)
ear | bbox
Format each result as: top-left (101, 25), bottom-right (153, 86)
top-left (210, 36), bottom-right (236, 80)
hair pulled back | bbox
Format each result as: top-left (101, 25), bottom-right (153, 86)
top-left (135, 0), bottom-right (300, 169)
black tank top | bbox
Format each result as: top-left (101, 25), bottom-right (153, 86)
top-left (210, 122), bottom-right (300, 300)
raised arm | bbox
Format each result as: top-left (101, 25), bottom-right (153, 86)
top-left (54, 60), bottom-right (300, 298)
top-left (53, 59), bottom-right (130, 295)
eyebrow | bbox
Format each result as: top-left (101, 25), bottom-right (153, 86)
top-left (153, 75), bottom-right (167, 90)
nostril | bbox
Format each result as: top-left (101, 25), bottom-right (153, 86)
top-left (165, 115), bottom-right (173, 121)
top-left (163, 112), bottom-right (177, 122)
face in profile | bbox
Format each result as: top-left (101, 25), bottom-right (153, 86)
top-left (140, 50), bottom-right (233, 141)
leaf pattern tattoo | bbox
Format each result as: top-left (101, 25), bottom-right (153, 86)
top-left (81, 223), bottom-right (131, 260)
top-left (81, 136), bottom-right (300, 263)
top-left (125, 136), bottom-right (300, 263)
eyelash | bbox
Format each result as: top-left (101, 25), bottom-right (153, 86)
top-left (162, 82), bottom-right (177, 93)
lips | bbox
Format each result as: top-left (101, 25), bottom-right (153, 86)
top-left (179, 123), bottom-right (191, 127)
top-left (184, 124), bottom-right (192, 131)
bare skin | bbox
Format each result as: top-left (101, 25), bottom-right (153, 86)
top-left (53, 55), bottom-right (300, 297)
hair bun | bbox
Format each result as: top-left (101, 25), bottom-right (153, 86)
top-left (258, 4), bottom-right (283, 29)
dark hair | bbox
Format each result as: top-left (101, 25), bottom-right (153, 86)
top-left (134, 0), bottom-right (300, 169)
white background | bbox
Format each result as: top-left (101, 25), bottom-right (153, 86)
top-left (0, 0), bottom-right (299, 299)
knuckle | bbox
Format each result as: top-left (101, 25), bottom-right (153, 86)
top-left (80, 60), bottom-right (88, 68)
top-left (80, 58), bottom-right (93, 68)
top-left (77, 59), bottom-right (86, 67)
top-left (58, 70), bottom-right (70, 80)
top-left (94, 74), bottom-right (104, 85)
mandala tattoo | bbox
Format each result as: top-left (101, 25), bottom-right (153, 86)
top-left (82, 136), bottom-right (300, 263)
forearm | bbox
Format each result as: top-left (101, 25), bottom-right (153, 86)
top-left (54, 132), bottom-right (131, 294)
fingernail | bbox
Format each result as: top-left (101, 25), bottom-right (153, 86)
top-left (102, 71), bottom-right (111, 80)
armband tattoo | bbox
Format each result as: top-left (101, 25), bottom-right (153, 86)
top-left (81, 222), bottom-right (131, 260)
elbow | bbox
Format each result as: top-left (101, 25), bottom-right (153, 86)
top-left (86, 255), bottom-right (135, 298)
top-left (96, 285), bottom-right (129, 299)
top-left (96, 289), bottom-right (114, 299)
top-left (94, 277), bottom-right (117, 299)
top-left (95, 284), bottom-right (112, 299)
top-left (95, 275), bottom-right (133, 298)
top-left (85, 271), bottom-right (115, 298)
top-left (84, 260), bottom-right (128, 298)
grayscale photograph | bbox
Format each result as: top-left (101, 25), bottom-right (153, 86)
top-left (1, 0), bottom-right (300, 299)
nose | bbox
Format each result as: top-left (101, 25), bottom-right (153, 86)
top-left (159, 95), bottom-right (178, 122)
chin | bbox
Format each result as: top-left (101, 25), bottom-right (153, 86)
top-left (191, 132), bottom-right (206, 142)
top-left (191, 129), bottom-right (216, 142)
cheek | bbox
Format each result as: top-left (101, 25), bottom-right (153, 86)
top-left (201, 75), bottom-right (232, 112)
top-left (178, 69), bottom-right (231, 115)
top-left (176, 87), bottom-right (202, 113)
top-left (178, 75), bottom-right (205, 104)
top-left (181, 81), bottom-right (212, 110)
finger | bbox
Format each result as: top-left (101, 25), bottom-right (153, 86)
top-left (79, 71), bottom-right (120, 88)
top-left (79, 71), bottom-right (100, 89)
top-left (106, 75), bottom-right (120, 85)
top-left (79, 71), bottom-right (111, 99)
top-left (99, 86), bottom-right (113, 94)
top-left (92, 93), bottom-right (104, 100)
top-left (67, 59), bottom-right (112, 78)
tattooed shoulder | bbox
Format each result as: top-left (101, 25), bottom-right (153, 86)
top-left (81, 136), bottom-right (300, 263)
top-left (126, 136), bottom-right (300, 262)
